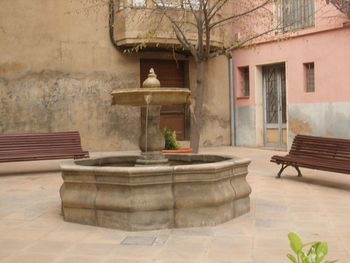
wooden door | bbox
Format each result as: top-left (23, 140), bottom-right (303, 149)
top-left (140, 59), bottom-right (189, 140)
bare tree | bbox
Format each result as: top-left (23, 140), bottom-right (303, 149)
top-left (136, 0), bottom-right (277, 152)
top-left (77, 0), bottom-right (287, 152)
top-left (326, 0), bottom-right (350, 17)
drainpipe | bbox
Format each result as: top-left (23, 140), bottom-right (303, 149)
top-left (109, 0), bottom-right (122, 51)
top-left (228, 55), bottom-right (236, 146)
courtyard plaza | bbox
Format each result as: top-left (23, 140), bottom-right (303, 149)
top-left (0, 146), bottom-right (349, 263)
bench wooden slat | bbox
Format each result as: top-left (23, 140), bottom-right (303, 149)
top-left (0, 137), bottom-right (82, 142)
top-left (291, 143), bottom-right (350, 152)
top-left (0, 152), bottom-right (89, 160)
top-left (0, 146), bottom-right (83, 150)
top-left (272, 155), bottom-right (350, 168)
top-left (271, 134), bottom-right (350, 178)
top-left (0, 144), bottom-right (83, 149)
top-left (0, 150), bottom-right (86, 157)
top-left (0, 131), bottom-right (89, 163)
top-left (289, 150), bottom-right (350, 160)
top-left (290, 148), bottom-right (350, 155)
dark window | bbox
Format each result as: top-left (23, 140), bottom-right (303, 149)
top-left (239, 66), bottom-right (250, 97)
top-left (304, 62), bottom-right (315, 92)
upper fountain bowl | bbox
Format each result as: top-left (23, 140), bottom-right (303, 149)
top-left (111, 88), bottom-right (191, 107)
top-left (111, 68), bottom-right (191, 107)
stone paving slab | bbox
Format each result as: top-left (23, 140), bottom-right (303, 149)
top-left (0, 147), bottom-right (350, 262)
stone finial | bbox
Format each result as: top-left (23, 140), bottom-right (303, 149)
top-left (142, 68), bottom-right (160, 88)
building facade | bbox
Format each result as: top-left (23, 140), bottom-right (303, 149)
top-left (0, 0), bottom-right (232, 151)
top-left (2, 0), bottom-right (348, 152)
top-left (232, 0), bottom-right (350, 149)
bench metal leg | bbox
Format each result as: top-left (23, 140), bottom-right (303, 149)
top-left (276, 164), bottom-right (289, 178)
top-left (294, 166), bottom-right (302, 177)
top-left (276, 164), bottom-right (302, 178)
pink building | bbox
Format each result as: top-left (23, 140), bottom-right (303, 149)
top-left (232, 0), bottom-right (350, 149)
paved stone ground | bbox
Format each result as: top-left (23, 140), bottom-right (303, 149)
top-left (0, 147), bottom-right (350, 263)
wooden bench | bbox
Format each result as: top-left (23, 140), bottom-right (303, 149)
top-left (0, 131), bottom-right (89, 163)
top-left (271, 134), bottom-right (350, 178)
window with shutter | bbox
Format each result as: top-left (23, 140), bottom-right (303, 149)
top-left (276, 0), bottom-right (315, 32)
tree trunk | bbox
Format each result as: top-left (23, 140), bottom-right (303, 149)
top-left (190, 60), bottom-right (206, 153)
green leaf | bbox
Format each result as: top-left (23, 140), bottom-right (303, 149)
top-left (315, 242), bottom-right (328, 262)
top-left (288, 232), bottom-right (303, 254)
top-left (308, 243), bottom-right (319, 262)
top-left (300, 252), bottom-right (311, 263)
top-left (287, 253), bottom-right (298, 263)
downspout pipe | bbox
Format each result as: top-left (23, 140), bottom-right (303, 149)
top-left (228, 55), bottom-right (236, 146)
top-left (109, 0), bottom-right (123, 51)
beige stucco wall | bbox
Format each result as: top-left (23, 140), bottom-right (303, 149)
top-left (0, 0), bottom-right (231, 151)
top-left (201, 56), bottom-right (231, 147)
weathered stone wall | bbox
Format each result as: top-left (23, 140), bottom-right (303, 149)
top-left (234, 102), bottom-right (350, 149)
top-left (288, 102), bottom-right (350, 147)
top-left (0, 0), bottom-right (141, 151)
top-left (0, 72), bottom-right (140, 151)
top-left (0, 0), bottom-right (231, 150)
top-left (235, 105), bottom-right (256, 147)
top-left (201, 56), bottom-right (231, 147)
top-left (187, 56), bottom-right (231, 147)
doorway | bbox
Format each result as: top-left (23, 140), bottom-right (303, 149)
top-left (140, 59), bottom-right (190, 140)
top-left (263, 63), bottom-right (287, 148)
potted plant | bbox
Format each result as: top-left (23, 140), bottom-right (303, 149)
top-left (162, 128), bottom-right (192, 153)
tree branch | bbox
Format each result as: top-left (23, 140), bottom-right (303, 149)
top-left (183, 0), bottom-right (200, 23)
top-left (203, 1), bottom-right (211, 58)
top-left (209, 0), bottom-right (272, 30)
top-left (208, 26), bottom-right (281, 59)
top-left (326, 0), bottom-right (350, 17)
top-left (169, 17), bottom-right (198, 58)
top-left (208, 0), bottom-right (229, 22)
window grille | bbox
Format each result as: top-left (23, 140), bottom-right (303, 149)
top-left (304, 62), bottom-right (315, 92)
top-left (277, 0), bottom-right (315, 32)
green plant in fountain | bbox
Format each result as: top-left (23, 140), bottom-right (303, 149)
top-left (287, 232), bottom-right (337, 263)
top-left (163, 128), bottom-right (180, 150)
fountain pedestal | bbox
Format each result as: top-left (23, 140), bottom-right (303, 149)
top-left (137, 106), bottom-right (168, 166)
top-left (136, 151), bottom-right (169, 166)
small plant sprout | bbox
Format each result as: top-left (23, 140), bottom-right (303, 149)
top-left (163, 127), bottom-right (180, 150)
top-left (287, 232), bottom-right (337, 263)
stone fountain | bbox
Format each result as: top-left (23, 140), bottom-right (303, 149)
top-left (111, 68), bottom-right (191, 166)
top-left (60, 69), bottom-right (251, 231)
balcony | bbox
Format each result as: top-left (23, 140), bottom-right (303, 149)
top-left (113, 4), bottom-right (229, 50)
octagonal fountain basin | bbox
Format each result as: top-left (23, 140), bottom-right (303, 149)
top-left (60, 154), bottom-right (251, 231)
